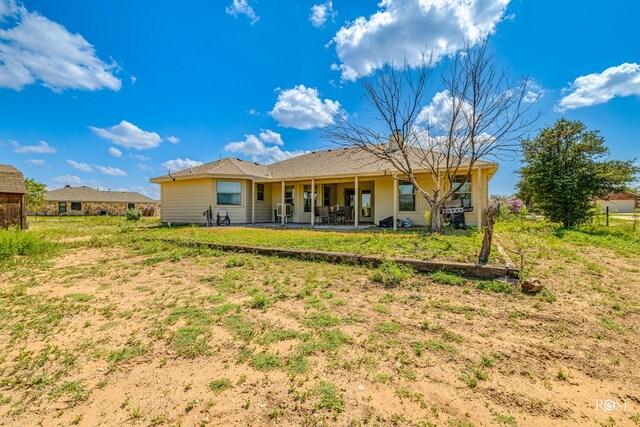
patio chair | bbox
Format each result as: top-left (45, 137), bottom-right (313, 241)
top-left (216, 209), bottom-right (230, 226)
top-left (335, 205), bottom-right (348, 224)
top-left (345, 206), bottom-right (354, 223)
top-left (317, 206), bottom-right (331, 224)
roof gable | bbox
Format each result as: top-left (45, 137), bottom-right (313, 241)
top-left (0, 165), bottom-right (27, 194)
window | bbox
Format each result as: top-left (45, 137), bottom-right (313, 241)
top-left (398, 180), bottom-right (416, 211)
top-left (284, 185), bottom-right (295, 212)
top-left (323, 186), bottom-right (331, 206)
top-left (361, 190), bottom-right (372, 218)
top-left (127, 203), bottom-right (135, 210)
top-left (451, 176), bottom-right (472, 208)
top-left (58, 202), bottom-right (67, 213)
top-left (217, 181), bottom-right (242, 206)
top-left (303, 185), bottom-right (317, 212)
top-left (71, 202), bottom-right (82, 211)
top-left (256, 184), bottom-right (264, 201)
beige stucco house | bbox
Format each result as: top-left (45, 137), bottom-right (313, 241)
top-left (36, 186), bottom-right (159, 216)
top-left (150, 146), bottom-right (498, 229)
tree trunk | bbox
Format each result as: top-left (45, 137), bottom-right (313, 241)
top-left (478, 206), bottom-right (495, 264)
top-left (430, 202), bottom-right (444, 234)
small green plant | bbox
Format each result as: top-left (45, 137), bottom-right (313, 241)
top-left (476, 280), bottom-right (513, 294)
top-left (125, 208), bottom-right (142, 221)
top-left (247, 293), bottom-right (272, 310)
top-left (313, 382), bottom-right (344, 413)
top-left (209, 378), bottom-right (233, 394)
top-left (250, 352), bottom-right (282, 371)
top-left (430, 271), bottom-right (466, 286)
top-left (371, 261), bottom-right (413, 287)
top-left (557, 367), bottom-right (568, 381)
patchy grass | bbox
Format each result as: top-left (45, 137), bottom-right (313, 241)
top-left (0, 216), bottom-right (637, 426)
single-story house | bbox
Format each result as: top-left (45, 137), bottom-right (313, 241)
top-left (35, 186), bottom-right (159, 216)
top-left (0, 165), bottom-right (27, 229)
top-left (596, 191), bottom-right (639, 214)
top-left (150, 144), bottom-right (497, 229)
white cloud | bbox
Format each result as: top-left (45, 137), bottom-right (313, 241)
top-left (12, 140), bottom-right (56, 154)
top-left (166, 135), bottom-right (180, 144)
top-left (130, 153), bottom-right (150, 161)
top-left (331, 0), bottom-right (511, 81)
top-left (26, 158), bottom-right (45, 166)
top-left (94, 165), bottom-right (127, 176)
top-left (557, 63), bottom-right (640, 111)
top-left (66, 159), bottom-right (94, 172)
top-left (269, 84), bottom-right (342, 130)
top-left (248, 108), bottom-right (260, 116)
top-left (89, 120), bottom-right (162, 150)
top-left (224, 131), bottom-right (306, 164)
top-left (310, 2), bottom-right (336, 27)
top-left (136, 163), bottom-right (154, 172)
top-left (0, 0), bottom-right (121, 91)
top-left (524, 81), bottom-right (543, 104)
top-left (52, 175), bottom-right (84, 186)
top-left (416, 90), bottom-right (473, 129)
top-left (161, 158), bottom-right (204, 173)
top-left (258, 129), bottom-right (284, 146)
top-left (225, 0), bottom-right (259, 25)
top-left (108, 147), bottom-right (122, 157)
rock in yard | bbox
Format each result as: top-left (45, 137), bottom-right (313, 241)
top-left (521, 278), bottom-right (544, 293)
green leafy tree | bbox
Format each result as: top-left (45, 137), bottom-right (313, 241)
top-left (517, 119), bottom-right (638, 228)
top-left (24, 178), bottom-right (46, 213)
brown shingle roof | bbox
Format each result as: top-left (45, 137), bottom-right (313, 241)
top-left (45, 186), bottom-right (159, 203)
top-left (0, 165), bottom-right (27, 194)
top-left (150, 146), bottom-right (497, 182)
top-left (164, 157), bottom-right (270, 179)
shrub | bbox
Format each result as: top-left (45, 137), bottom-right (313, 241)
top-left (0, 228), bottom-right (54, 259)
top-left (126, 208), bottom-right (142, 221)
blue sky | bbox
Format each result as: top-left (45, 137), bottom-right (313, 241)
top-left (1, 0), bottom-right (638, 199)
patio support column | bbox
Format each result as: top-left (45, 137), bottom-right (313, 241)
top-left (281, 180), bottom-right (286, 226)
top-left (311, 179), bottom-right (315, 227)
top-left (476, 168), bottom-right (482, 229)
top-left (354, 176), bottom-right (359, 229)
top-left (393, 175), bottom-right (398, 231)
top-left (251, 180), bottom-right (256, 224)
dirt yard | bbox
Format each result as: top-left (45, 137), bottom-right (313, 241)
top-left (0, 218), bottom-right (638, 426)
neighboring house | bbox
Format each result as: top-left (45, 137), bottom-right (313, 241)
top-left (35, 186), bottom-right (159, 216)
top-left (0, 165), bottom-right (27, 229)
top-left (596, 191), bottom-right (639, 214)
top-left (150, 144), bottom-right (498, 228)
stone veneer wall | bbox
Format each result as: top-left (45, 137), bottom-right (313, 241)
top-left (34, 201), bottom-right (159, 216)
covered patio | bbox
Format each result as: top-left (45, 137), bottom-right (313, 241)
top-left (250, 175), bottom-right (379, 229)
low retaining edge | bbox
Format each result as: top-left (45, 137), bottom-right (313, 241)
top-left (146, 238), bottom-right (519, 280)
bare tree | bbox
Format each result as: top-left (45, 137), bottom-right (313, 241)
top-left (325, 40), bottom-right (539, 233)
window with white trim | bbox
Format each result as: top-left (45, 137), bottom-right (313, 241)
top-left (217, 181), bottom-right (242, 206)
top-left (451, 176), bottom-right (472, 208)
top-left (398, 180), bottom-right (416, 211)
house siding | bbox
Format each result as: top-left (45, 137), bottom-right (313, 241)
top-left (161, 178), bottom-right (214, 224)
top-left (254, 182), bottom-right (273, 223)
